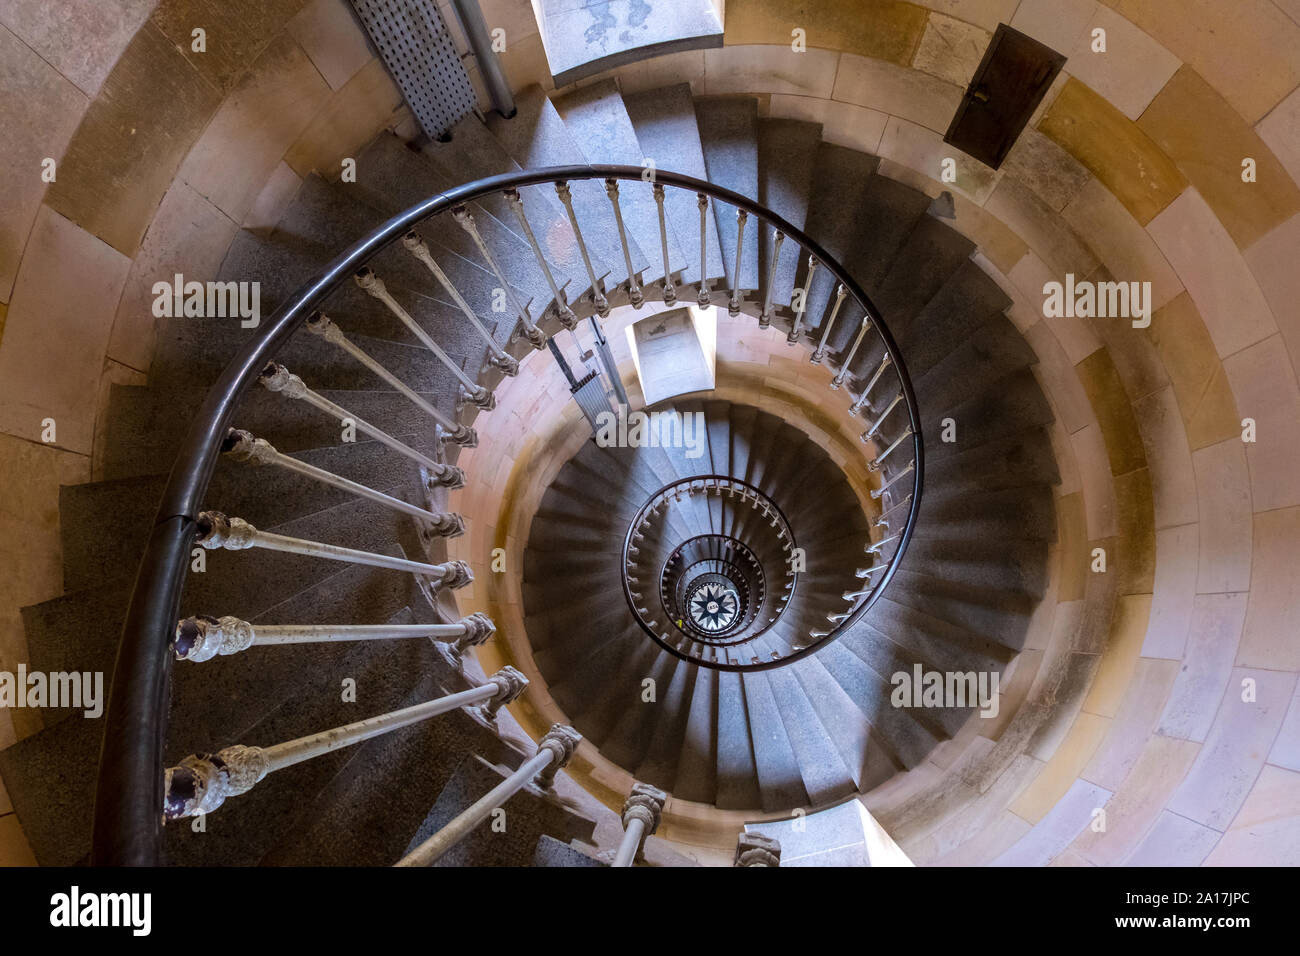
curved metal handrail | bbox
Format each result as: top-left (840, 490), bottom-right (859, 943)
top-left (92, 163), bottom-right (924, 865)
top-left (664, 537), bottom-right (768, 643)
top-left (623, 475), bottom-right (797, 657)
top-left (665, 541), bottom-right (764, 639)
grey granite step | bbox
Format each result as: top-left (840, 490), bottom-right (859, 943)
top-left (713, 670), bottom-right (761, 809)
top-left (915, 483), bottom-right (1057, 543)
top-left (423, 113), bottom-right (588, 287)
top-left (408, 753), bottom-right (596, 866)
top-left (914, 312), bottom-right (1039, 419)
top-left (888, 569), bottom-right (1036, 650)
top-left (531, 603), bottom-right (633, 672)
top-left (593, 644), bottom-right (677, 768)
top-left (59, 436), bottom-right (423, 592)
top-left (843, 621), bottom-right (974, 740)
top-left (790, 653), bottom-right (893, 789)
top-left (351, 131), bottom-right (559, 314)
top-left (799, 143), bottom-right (883, 342)
top-left (924, 369), bottom-right (1055, 464)
top-left (763, 664), bottom-right (858, 805)
top-left (924, 426), bottom-right (1061, 492)
top-left (547, 628), bottom-right (642, 723)
top-left (175, 494), bottom-right (429, 625)
top-left (671, 664), bottom-right (717, 796)
top-left (904, 536), bottom-right (1050, 600)
top-left (695, 97), bottom-right (761, 292)
top-left (280, 176), bottom-right (502, 380)
top-left (756, 118), bottom-right (822, 307)
top-left (895, 259), bottom-right (1015, 379)
top-left (533, 833), bottom-right (605, 866)
top-left (858, 595), bottom-right (1015, 674)
top-left (623, 83), bottom-right (725, 286)
top-left (703, 398), bottom-right (731, 474)
top-left (167, 561), bottom-right (435, 753)
top-left (814, 638), bottom-right (945, 769)
top-left (552, 79), bottom-right (685, 281)
top-left (102, 383), bottom-right (450, 480)
top-left (633, 658), bottom-right (699, 792)
top-left (259, 675), bottom-right (524, 865)
top-left (489, 87), bottom-right (645, 288)
top-left (0, 711), bottom-right (101, 865)
top-left (869, 214), bottom-right (976, 344)
top-left (741, 671), bottom-right (809, 811)
top-left (527, 589), bottom-right (630, 657)
top-left (163, 622), bottom-right (448, 866)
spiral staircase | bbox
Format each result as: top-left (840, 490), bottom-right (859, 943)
top-left (0, 77), bottom-right (1060, 866)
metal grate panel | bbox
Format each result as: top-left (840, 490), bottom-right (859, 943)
top-left (350, 0), bottom-right (478, 139)
top-left (571, 369), bottom-right (614, 435)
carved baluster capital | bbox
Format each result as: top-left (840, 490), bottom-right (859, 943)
top-left (427, 463), bottom-right (466, 490)
top-left (423, 511), bottom-right (466, 539)
top-left (447, 423), bottom-right (478, 447)
top-left (535, 724), bottom-right (581, 788)
top-left (433, 560), bottom-right (474, 592)
top-left (196, 512), bottom-right (257, 550)
top-left (163, 745), bottom-right (269, 820)
top-left (459, 383), bottom-right (496, 411)
top-left (222, 428), bottom-right (278, 466)
top-left (174, 615), bottom-right (255, 662)
top-left (479, 665), bottom-right (528, 720)
top-left (622, 782), bottom-right (667, 836)
top-left (304, 310), bottom-right (348, 347)
top-left (353, 266), bottom-right (386, 296)
top-left (401, 230), bottom-right (430, 259)
top-left (454, 611), bottom-right (495, 652)
top-left (258, 362), bottom-right (308, 400)
top-left (734, 831), bottom-right (781, 867)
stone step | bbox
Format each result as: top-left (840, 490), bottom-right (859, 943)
top-left (714, 669), bottom-right (761, 809)
top-left (765, 664), bottom-right (859, 805)
top-left (632, 657), bottom-right (700, 793)
top-left (164, 619), bottom-right (452, 866)
top-left (552, 78), bottom-right (686, 281)
top-left (924, 368), bottom-right (1055, 464)
top-left (742, 670), bottom-right (811, 811)
top-left (924, 426), bottom-right (1061, 492)
top-left (102, 383), bottom-right (450, 481)
top-left (351, 131), bottom-right (558, 314)
top-left (915, 483), bottom-right (1057, 543)
top-left (756, 117), bottom-right (823, 308)
top-left (695, 96), bottom-right (761, 292)
top-left (489, 86), bottom-right (646, 287)
top-left (260, 676), bottom-right (525, 865)
top-left (889, 569), bottom-right (1037, 651)
top-left (424, 112), bottom-right (591, 293)
top-left (665, 663), bottom-right (717, 803)
top-left (404, 753), bottom-right (596, 866)
top-left (914, 312), bottom-right (1040, 419)
top-left (623, 83), bottom-right (726, 287)
top-left (814, 638), bottom-right (945, 769)
top-left (59, 435), bottom-right (424, 592)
